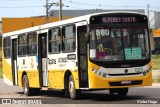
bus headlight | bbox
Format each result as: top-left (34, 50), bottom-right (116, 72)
top-left (146, 70), bottom-right (149, 73)
top-left (90, 68), bottom-right (97, 72)
top-left (90, 67), bottom-right (100, 75)
top-left (143, 71), bottom-right (146, 76)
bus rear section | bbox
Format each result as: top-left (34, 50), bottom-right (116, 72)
top-left (3, 37), bottom-right (15, 86)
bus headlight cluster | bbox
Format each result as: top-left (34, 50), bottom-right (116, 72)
top-left (90, 68), bottom-right (98, 73)
top-left (143, 66), bottom-right (152, 76)
top-left (90, 68), bottom-right (107, 78)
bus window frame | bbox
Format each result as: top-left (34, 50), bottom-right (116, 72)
top-left (62, 24), bottom-right (76, 53)
top-left (3, 37), bottom-right (11, 59)
top-left (48, 27), bottom-right (61, 54)
top-left (27, 32), bottom-right (37, 56)
top-left (18, 33), bottom-right (27, 57)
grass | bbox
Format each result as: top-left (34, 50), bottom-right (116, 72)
top-left (153, 75), bottom-right (160, 83)
top-left (151, 55), bottom-right (160, 70)
top-left (151, 55), bottom-right (160, 83)
top-left (157, 75), bottom-right (160, 83)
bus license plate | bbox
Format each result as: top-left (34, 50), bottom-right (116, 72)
top-left (121, 80), bottom-right (131, 84)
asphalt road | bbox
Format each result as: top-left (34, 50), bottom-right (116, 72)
top-left (0, 78), bottom-right (160, 106)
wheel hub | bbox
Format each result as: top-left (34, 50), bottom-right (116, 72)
top-left (69, 81), bottom-right (75, 96)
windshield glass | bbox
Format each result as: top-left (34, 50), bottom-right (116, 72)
top-left (89, 27), bottom-right (150, 61)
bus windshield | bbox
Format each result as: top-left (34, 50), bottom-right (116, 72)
top-left (89, 27), bottom-right (150, 61)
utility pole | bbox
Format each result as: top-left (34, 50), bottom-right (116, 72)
top-left (45, 0), bottom-right (63, 22)
top-left (45, 0), bottom-right (56, 23)
top-left (46, 0), bottom-right (49, 23)
top-left (147, 3), bottom-right (150, 28)
top-left (59, 0), bottom-right (62, 21)
top-left (147, 3), bottom-right (150, 19)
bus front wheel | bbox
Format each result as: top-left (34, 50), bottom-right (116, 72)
top-left (68, 75), bottom-right (80, 99)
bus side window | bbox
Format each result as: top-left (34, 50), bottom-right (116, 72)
top-left (4, 37), bottom-right (11, 58)
top-left (27, 32), bottom-right (37, 55)
top-left (62, 25), bottom-right (76, 52)
top-left (48, 28), bottom-right (61, 54)
top-left (18, 34), bottom-right (27, 56)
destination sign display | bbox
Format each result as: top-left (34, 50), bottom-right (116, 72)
top-left (90, 14), bottom-right (148, 24)
top-left (102, 16), bottom-right (137, 23)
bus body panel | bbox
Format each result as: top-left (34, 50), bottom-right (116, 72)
top-left (88, 69), bottom-right (152, 89)
top-left (88, 60), bottom-right (152, 89)
top-left (17, 71), bottom-right (23, 87)
top-left (27, 70), bottom-right (40, 88)
top-left (48, 68), bottom-right (79, 89)
top-left (17, 56), bottom-right (40, 88)
top-left (48, 52), bottom-right (80, 89)
top-left (17, 70), bottom-right (40, 88)
top-left (3, 58), bottom-right (13, 85)
top-left (48, 69), bottom-right (64, 89)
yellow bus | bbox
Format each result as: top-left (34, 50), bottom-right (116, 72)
top-left (2, 11), bottom-right (152, 99)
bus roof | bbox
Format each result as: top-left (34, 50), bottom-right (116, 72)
top-left (3, 11), bottom-right (146, 37)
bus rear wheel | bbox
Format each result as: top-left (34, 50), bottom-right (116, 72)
top-left (116, 88), bottom-right (128, 96)
top-left (23, 75), bottom-right (35, 96)
top-left (68, 75), bottom-right (80, 99)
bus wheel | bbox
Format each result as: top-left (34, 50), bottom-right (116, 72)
top-left (68, 75), bottom-right (80, 99)
top-left (23, 75), bottom-right (33, 96)
top-left (116, 88), bottom-right (128, 96)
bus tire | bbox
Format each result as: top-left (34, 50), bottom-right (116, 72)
top-left (23, 75), bottom-right (33, 96)
top-left (62, 89), bottom-right (69, 97)
top-left (68, 75), bottom-right (80, 99)
top-left (116, 88), bottom-right (128, 96)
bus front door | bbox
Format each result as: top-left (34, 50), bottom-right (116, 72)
top-left (77, 24), bottom-right (89, 88)
top-left (11, 38), bottom-right (18, 85)
top-left (38, 33), bottom-right (48, 87)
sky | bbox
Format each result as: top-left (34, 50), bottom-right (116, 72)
top-left (0, 0), bottom-right (160, 21)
